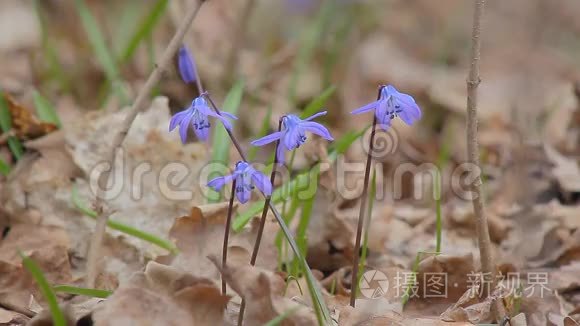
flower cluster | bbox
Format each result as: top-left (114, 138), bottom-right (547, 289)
top-left (169, 48), bottom-right (423, 205)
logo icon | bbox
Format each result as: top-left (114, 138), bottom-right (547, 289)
top-left (359, 270), bottom-right (389, 299)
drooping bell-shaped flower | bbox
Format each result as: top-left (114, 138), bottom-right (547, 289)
top-left (207, 161), bottom-right (272, 203)
top-left (169, 96), bottom-right (237, 143)
top-left (177, 45), bottom-right (197, 84)
top-left (250, 111), bottom-right (333, 164)
top-left (351, 85), bottom-right (421, 130)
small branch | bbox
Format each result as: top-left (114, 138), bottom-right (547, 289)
top-left (350, 87), bottom-right (381, 307)
top-left (238, 118), bottom-right (283, 326)
top-left (85, 0), bottom-right (205, 288)
top-left (466, 0), bottom-right (507, 320)
top-left (222, 0), bottom-right (257, 82)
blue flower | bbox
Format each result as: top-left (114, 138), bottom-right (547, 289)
top-left (177, 45), bottom-right (197, 84)
top-left (351, 85), bottom-right (421, 130)
top-left (169, 96), bottom-right (237, 143)
top-left (250, 111), bottom-right (333, 164)
top-left (207, 161), bottom-right (272, 203)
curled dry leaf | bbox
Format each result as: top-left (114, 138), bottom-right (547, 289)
top-left (92, 261), bottom-right (229, 326)
top-left (209, 256), bottom-right (317, 326)
top-left (164, 203), bottom-right (278, 282)
top-left (415, 254), bottom-right (476, 303)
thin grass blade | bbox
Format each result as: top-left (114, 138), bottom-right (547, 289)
top-left (71, 186), bottom-right (178, 254)
top-left (74, 0), bottom-right (128, 104)
top-left (0, 158), bottom-right (10, 176)
top-left (0, 91), bottom-right (24, 159)
top-left (32, 91), bottom-right (62, 128)
top-left (119, 0), bottom-right (169, 64)
top-left (300, 85), bottom-right (336, 119)
top-left (20, 252), bottom-right (66, 326)
top-left (53, 285), bottom-right (112, 298)
top-left (264, 307), bottom-right (299, 326)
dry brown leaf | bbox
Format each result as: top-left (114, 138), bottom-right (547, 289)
top-left (416, 254), bottom-right (476, 303)
top-left (28, 304), bottom-right (76, 326)
top-left (0, 224), bottom-right (71, 310)
top-left (92, 261), bottom-right (229, 326)
top-left (210, 256), bottom-right (317, 326)
top-left (0, 306), bottom-right (28, 325)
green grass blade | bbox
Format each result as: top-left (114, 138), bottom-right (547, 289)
top-left (207, 79), bottom-right (244, 203)
top-left (71, 186), bottom-right (178, 254)
top-left (291, 165), bottom-right (318, 276)
top-left (33, 0), bottom-right (71, 92)
top-left (0, 91), bottom-right (24, 160)
top-left (32, 91), bottom-right (61, 128)
top-left (74, 0), bottom-right (128, 104)
top-left (0, 158), bottom-right (10, 176)
top-left (53, 285), bottom-right (112, 298)
top-left (247, 106), bottom-right (272, 161)
top-left (119, 0), bottom-right (169, 64)
top-left (287, 0), bottom-right (336, 105)
top-left (300, 85), bottom-right (336, 119)
top-left (20, 253), bottom-right (66, 326)
top-left (264, 307), bottom-right (299, 326)
top-left (358, 169), bottom-right (377, 286)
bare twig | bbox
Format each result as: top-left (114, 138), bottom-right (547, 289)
top-left (466, 0), bottom-right (507, 320)
top-left (223, 0), bottom-right (257, 82)
top-left (85, 0), bottom-right (205, 288)
top-left (237, 118), bottom-right (283, 326)
top-left (350, 87), bottom-right (381, 307)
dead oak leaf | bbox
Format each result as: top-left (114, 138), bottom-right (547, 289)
top-left (209, 256), bottom-right (317, 326)
top-left (162, 203), bottom-right (238, 280)
top-left (92, 261), bottom-right (229, 326)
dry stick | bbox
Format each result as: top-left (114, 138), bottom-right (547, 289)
top-left (222, 179), bottom-right (237, 295)
top-left (223, 0), bottom-right (257, 82)
top-left (237, 118), bottom-right (283, 326)
top-left (466, 0), bottom-right (507, 320)
top-left (85, 0), bottom-right (205, 288)
top-left (349, 87), bottom-right (381, 307)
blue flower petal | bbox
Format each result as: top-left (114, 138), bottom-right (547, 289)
top-left (251, 131), bottom-right (284, 146)
top-left (169, 109), bottom-right (190, 131)
top-left (207, 174), bottom-right (234, 191)
top-left (178, 45), bottom-right (197, 84)
top-left (251, 170), bottom-right (272, 196)
top-left (303, 110), bottom-right (327, 121)
top-left (301, 121), bottom-right (333, 140)
top-left (178, 112), bottom-right (194, 143)
top-left (351, 100), bottom-right (379, 115)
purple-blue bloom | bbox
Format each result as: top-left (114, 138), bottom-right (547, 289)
top-left (169, 96), bottom-right (237, 143)
top-left (351, 85), bottom-right (422, 130)
top-left (250, 111), bottom-right (333, 164)
top-left (177, 45), bottom-right (197, 84)
top-left (207, 161), bottom-right (272, 203)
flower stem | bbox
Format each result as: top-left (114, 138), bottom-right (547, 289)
top-left (222, 179), bottom-right (237, 295)
top-left (349, 86), bottom-right (382, 307)
top-left (238, 118), bottom-right (283, 326)
top-left (204, 90), bottom-right (331, 326)
top-left (86, 0), bottom-right (204, 288)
